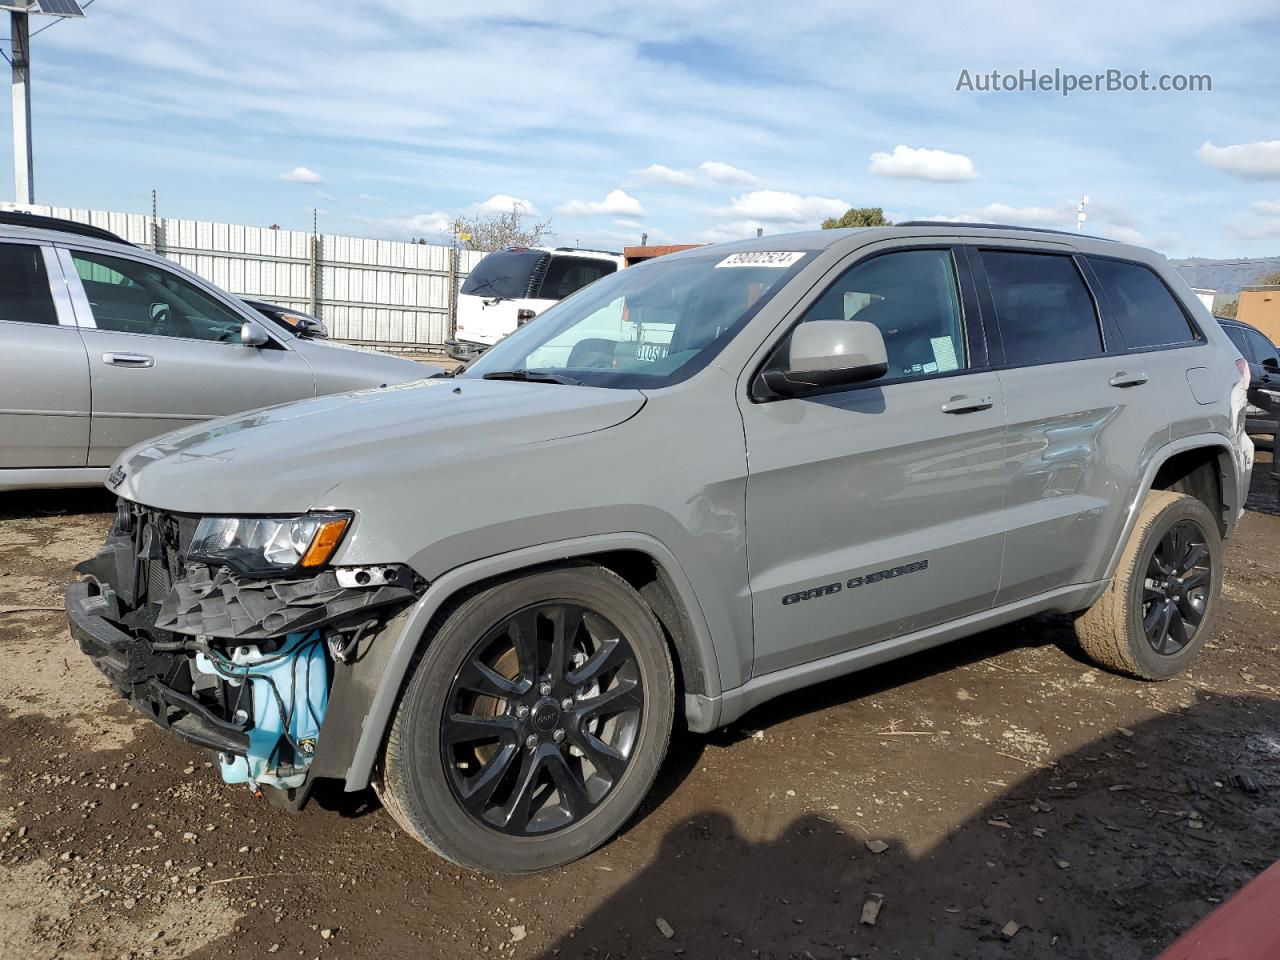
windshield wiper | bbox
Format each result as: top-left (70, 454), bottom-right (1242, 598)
top-left (482, 369), bottom-right (582, 385)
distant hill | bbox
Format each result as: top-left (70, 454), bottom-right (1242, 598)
top-left (1171, 256), bottom-right (1280, 301)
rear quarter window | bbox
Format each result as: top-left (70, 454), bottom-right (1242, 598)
top-left (1086, 257), bottom-right (1197, 349)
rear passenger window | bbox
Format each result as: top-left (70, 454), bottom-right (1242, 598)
top-left (980, 251), bottom-right (1102, 365)
top-left (0, 243), bottom-right (58, 325)
top-left (788, 249), bottom-right (968, 382)
top-left (1086, 257), bottom-right (1196, 348)
top-left (1248, 331), bottom-right (1278, 367)
top-left (537, 257), bottom-right (616, 301)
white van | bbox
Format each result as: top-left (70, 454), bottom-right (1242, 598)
top-left (447, 246), bottom-right (623, 360)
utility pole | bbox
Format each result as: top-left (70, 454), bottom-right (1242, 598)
top-left (10, 3), bottom-right (33, 204)
top-left (5, 1), bottom-right (88, 204)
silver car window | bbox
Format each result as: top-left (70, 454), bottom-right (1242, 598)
top-left (69, 249), bottom-right (248, 343)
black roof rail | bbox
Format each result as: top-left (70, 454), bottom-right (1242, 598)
top-left (0, 210), bottom-right (133, 246)
top-left (895, 220), bottom-right (1114, 241)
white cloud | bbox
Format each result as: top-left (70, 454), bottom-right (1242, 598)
top-left (724, 190), bottom-right (847, 224)
top-left (1251, 199), bottom-right (1280, 216)
top-left (467, 193), bottom-right (538, 215)
top-left (699, 161), bottom-right (760, 186)
top-left (558, 188), bottom-right (646, 217)
top-left (633, 164), bottom-right (698, 187)
top-left (279, 166), bottom-right (323, 184)
top-left (1198, 140), bottom-right (1280, 180)
top-left (1097, 224), bottom-right (1146, 245)
top-left (694, 219), bottom-right (767, 243)
top-left (379, 211), bottom-right (453, 239)
top-left (868, 145), bottom-right (977, 182)
top-left (970, 202), bottom-right (1072, 226)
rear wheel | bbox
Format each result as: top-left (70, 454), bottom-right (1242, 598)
top-left (1074, 490), bottom-right (1222, 679)
top-left (380, 566), bottom-right (674, 873)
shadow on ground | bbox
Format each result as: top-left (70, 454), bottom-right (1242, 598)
top-left (541, 695), bottom-right (1280, 960)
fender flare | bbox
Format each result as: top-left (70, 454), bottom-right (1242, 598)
top-left (1100, 432), bottom-right (1240, 584)
top-left (339, 532), bottom-right (722, 790)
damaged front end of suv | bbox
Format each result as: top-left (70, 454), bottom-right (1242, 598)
top-left (66, 499), bottom-right (425, 806)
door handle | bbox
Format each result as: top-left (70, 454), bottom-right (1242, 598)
top-left (1108, 371), bottom-right (1148, 388)
top-left (102, 352), bottom-right (155, 368)
top-left (940, 395), bottom-right (993, 414)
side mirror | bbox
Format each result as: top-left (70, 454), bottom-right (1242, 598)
top-left (762, 320), bottom-right (888, 397)
top-left (240, 319), bottom-right (270, 347)
top-left (1264, 357), bottom-right (1279, 372)
top-left (294, 317), bottom-right (329, 339)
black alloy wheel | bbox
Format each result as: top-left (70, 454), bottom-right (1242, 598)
top-left (441, 602), bottom-right (644, 836)
top-left (1141, 519), bottom-right (1212, 656)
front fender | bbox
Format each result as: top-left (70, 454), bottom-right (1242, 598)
top-left (333, 532), bottom-right (723, 791)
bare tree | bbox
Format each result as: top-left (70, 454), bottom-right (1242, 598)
top-left (450, 205), bottom-right (553, 252)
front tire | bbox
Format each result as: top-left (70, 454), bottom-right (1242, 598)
top-left (380, 565), bottom-right (674, 874)
top-left (1074, 490), bottom-right (1223, 680)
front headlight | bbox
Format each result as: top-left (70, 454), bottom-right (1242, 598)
top-left (189, 512), bottom-right (352, 576)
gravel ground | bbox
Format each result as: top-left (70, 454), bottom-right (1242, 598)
top-left (2, 457), bottom-right (1279, 959)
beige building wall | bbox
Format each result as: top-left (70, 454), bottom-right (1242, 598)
top-left (1238, 286), bottom-right (1280, 344)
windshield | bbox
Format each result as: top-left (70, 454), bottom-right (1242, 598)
top-left (459, 248), bottom-right (547, 300)
top-left (462, 250), bottom-right (810, 388)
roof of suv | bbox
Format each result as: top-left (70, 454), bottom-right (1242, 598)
top-left (658, 222), bottom-right (1156, 264)
top-left (0, 209), bottom-right (132, 246)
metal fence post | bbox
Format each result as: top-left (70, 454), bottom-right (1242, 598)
top-left (308, 232), bottom-right (319, 317)
top-left (447, 245), bottom-right (459, 340)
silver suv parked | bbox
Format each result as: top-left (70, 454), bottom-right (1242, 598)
top-left (0, 212), bottom-right (435, 491)
top-left (67, 224), bottom-right (1253, 873)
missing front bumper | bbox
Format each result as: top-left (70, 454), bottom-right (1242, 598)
top-left (66, 579), bottom-right (250, 755)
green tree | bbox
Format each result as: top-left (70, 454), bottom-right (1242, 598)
top-left (1256, 270), bottom-right (1280, 285)
top-left (821, 207), bottom-right (891, 229)
top-left (1218, 299), bottom-right (1238, 319)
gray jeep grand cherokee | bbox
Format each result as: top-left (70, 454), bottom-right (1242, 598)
top-left (67, 223), bottom-right (1254, 873)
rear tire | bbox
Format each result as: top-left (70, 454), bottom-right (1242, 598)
top-left (1074, 490), bottom-right (1222, 680)
top-left (380, 565), bottom-right (674, 874)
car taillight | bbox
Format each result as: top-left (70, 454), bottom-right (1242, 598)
top-left (1236, 357), bottom-right (1251, 389)
top-left (516, 308), bottom-right (536, 327)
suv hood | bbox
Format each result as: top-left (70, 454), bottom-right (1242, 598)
top-left (109, 379), bottom-right (645, 514)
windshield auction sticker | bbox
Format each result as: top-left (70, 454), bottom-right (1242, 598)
top-left (715, 251), bottom-right (805, 268)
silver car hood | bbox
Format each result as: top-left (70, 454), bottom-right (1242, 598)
top-left (110, 378), bottom-right (645, 514)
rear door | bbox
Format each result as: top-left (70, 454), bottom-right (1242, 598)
top-left (739, 242), bottom-right (1008, 675)
top-left (0, 242), bottom-right (90, 468)
top-left (59, 246), bottom-right (316, 466)
top-left (1243, 329), bottom-right (1280, 418)
top-left (970, 246), bottom-right (1173, 605)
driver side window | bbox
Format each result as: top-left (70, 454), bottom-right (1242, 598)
top-left (790, 248), bottom-right (968, 381)
top-left (70, 250), bottom-right (250, 343)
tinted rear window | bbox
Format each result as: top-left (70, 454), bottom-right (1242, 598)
top-left (537, 256), bottom-right (617, 300)
top-left (1223, 325), bottom-right (1253, 359)
top-left (1248, 330), bottom-right (1278, 366)
top-left (980, 251), bottom-right (1102, 365)
top-left (0, 242), bottom-right (57, 325)
top-left (460, 249), bottom-right (547, 299)
top-left (1086, 257), bottom-right (1196, 349)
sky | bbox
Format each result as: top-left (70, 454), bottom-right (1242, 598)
top-left (5, 0), bottom-right (1280, 258)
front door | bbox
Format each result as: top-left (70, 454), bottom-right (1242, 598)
top-left (60, 246), bottom-right (317, 466)
top-left (739, 245), bottom-right (1008, 676)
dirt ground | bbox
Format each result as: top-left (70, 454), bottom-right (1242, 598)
top-left (3, 455), bottom-right (1280, 960)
